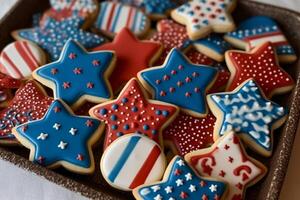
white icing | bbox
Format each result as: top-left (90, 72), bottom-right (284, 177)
top-left (37, 132), bottom-right (48, 140)
top-left (57, 141), bottom-right (68, 150)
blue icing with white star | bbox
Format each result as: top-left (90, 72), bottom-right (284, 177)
top-left (140, 48), bottom-right (217, 115)
top-left (209, 79), bottom-right (287, 151)
top-left (15, 100), bottom-right (101, 168)
top-left (141, 0), bottom-right (176, 15)
top-left (137, 156), bottom-right (226, 200)
top-left (18, 16), bottom-right (105, 61)
top-left (35, 40), bottom-right (114, 106)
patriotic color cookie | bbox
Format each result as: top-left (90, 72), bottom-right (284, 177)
top-left (138, 48), bottom-right (218, 117)
top-left (12, 99), bottom-right (103, 174)
top-left (207, 79), bottom-right (287, 156)
top-left (163, 112), bottom-right (215, 156)
top-left (133, 156), bottom-right (227, 200)
top-left (33, 40), bottom-right (116, 109)
top-left (50, 0), bottom-right (98, 17)
top-left (0, 73), bottom-right (22, 107)
top-left (93, 28), bottom-right (162, 92)
top-left (171, 0), bottom-right (237, 40)
top-left (0, 81), bottom-right (53, 145)
top-left (185, 132), bottom-right (267, 200)
top-left (94, 1), bottom-right (150, 38)
top-left (89, 78), bottom-right (179, 149)
top-left (224, 16), bottom-right (297, 63)
top-left (101, 134), bottom-right (166, 191)
top-left (0, 41), bottom-right (46, 79)
top-left (225, 42), bottom-right (294, 98)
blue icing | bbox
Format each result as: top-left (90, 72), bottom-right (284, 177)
top-left (209, 79), bottom-right (287, 152)
top-left (141, 0), bottom-right (176, 15)
top-left (140, 49), bottom-right (217, 115)
top-left (15, 100), bottom-right (101, 168)
top-left (35, 40), bottom-right (114, 106)
top-left (137, 156), bottom-right (226, 200)
top-left (18, 16), bottom-right (104, 61)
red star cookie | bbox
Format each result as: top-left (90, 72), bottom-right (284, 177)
top-left (0, 72), bottom-right (21, 89)
top-left (89, 78), bottom-right (179, 149)
top-left (226, 42), bottom-right (294, 97)
top-left (0, 80), bottom-right (53, 145)
top-left (163, 112), bottom-right (215, 156)
top-left (93, 28), bottom-right (162, 92)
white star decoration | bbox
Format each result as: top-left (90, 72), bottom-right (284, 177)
top-left (69, 128), bottom-right (77, 135)
top-left (185, 173), bottom-right (192, 181)
top-left (176, 159), bottom-right (185, 166)
top-left (176, 179), bottom-right (183, 186)
top-left (165, 186), bottom-right (173, 194)
top-left (57, 141), bottom-right (68, 149)
top-left (53, 123), bottom-right (61, 130)
top-left (189, 184), bottom-right (196, 192)
top-left (154, 194), bottom-right (162, 200)
top-left (151, 185), bottom-right (161, 192)
top-left (209, 184), bottom-right (218, 192)
top-left (37, 133), bottom-right (48, 140)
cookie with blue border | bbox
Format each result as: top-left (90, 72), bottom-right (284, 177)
top-left (207, 79), bottom-right (287, 157)
top-left (138, 48), bottom-right (218, 117)
top-left (32, 39), bottom-right (116, 109)
top-left (12, 99), bottom-right (103, 174)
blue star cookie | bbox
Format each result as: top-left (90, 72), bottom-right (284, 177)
top-left (32, 39), bottom-right (115, 109)
top-left (133, 156), bottom-right (227, 200)
top-left (207, 79), bottom-right (287, 157)
top-left (138, 48), bottom-right (218, 117)
top-left (12, 16), bottom-right (105, 61)
top-left (140, 0), bottom-right (176, 18)
top-left (12, 99), bottom-right (103, 174)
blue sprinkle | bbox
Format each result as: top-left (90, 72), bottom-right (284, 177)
top-left (123, 124), bottom-right (130, 130)
top-left (110, 115), bottom-right (118, 121)
top-left (155, 110), bottom-right (162, 115)
top-left (131, 106), bottom-right (138, 112)
top-left (162, 111), bottom-right (169, 117)
top-left (100, 109), bottom-right (107, 116)
top-left (143, 125), bottom-right (150, 130)
top-left (152, 130), bottom-right (157, 135)
top-left (122, 98), bottom-right (128, 103)
top-left (111, 104), bottom-right (118, 110)
top-left (111, 125), bottom-right (118, 130)
top-left (116, 132), bottom-right (123, 137)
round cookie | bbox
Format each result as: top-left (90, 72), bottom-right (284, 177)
top-left (100, 133), bottom-right (166, 191)
top-left (0, 41), bottom-right (46, 79)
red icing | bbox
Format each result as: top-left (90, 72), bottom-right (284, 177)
top-left (93, 28), bottom-right (161, 92)
top-left (226, 42), bottom-right (294, 97)
top-left (233, 165), bottom-right (252, 181)
top-left (0, 73), bottom-right (21, 89)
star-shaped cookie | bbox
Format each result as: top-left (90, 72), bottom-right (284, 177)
top-left (171, 0), bottom-right (236, 40)
top-left (225, 42), bottom-right (294, 98)
top-left (207, 79), bottom-right (287, 156)
top-left (89, 78), bottom-right (179, 149)
top-left (33, 40), bottom-right (115, 109)
top-left (0, 80), bottom-right (53, 145)
top-left (185, 131), bottom-right (267, 200)
top-left (93, 28), bottom-right (162, 92)
top-left (138, 48), bottom-right (218, 117)
top-left (12, 99), bottom-right (103, 174)
top-left (133, 156), bottom-right (227, 200)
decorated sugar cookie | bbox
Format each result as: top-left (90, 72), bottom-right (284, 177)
top-left (207, 79), bottom-right (287, 156)
top-left (163, 112), bottom-right (215, 156)
top-left (101, 134), bottom-right (166, 191)
top-left (89, 78), bottom-right (179, 149)
top-left (12, 16), bottom-right (105, 61)
top-left (138, 48), bottom-right (218, 117)
top-left (0, 41), bottom-right (46, 79)
top-left (0, 81), bottom-right (53, 145)
top-left (12, 99), bottom-right (103, 174)
top-left (93, 28), bottom-right (162, 92)
top-left (133, 156), bottom-right (227, 200)
top-left (185, 48), bottom-right (215, 66)
top-left (224, 16), bottom-right (297, 63)
top-left (50, 0), bottom-right (98, 17)
top-left (185, 132), bottom-right (267, 200)
top-left (94, 1), bottom-right (150, 38)
top-left (225, 42), bottom-right (294, 98)
top-left (0, 73), bottom-right (22, 107)
top-left (171, 0), bottom-right (237, 40)
top-left (33, 40), bottom-right (115, 109)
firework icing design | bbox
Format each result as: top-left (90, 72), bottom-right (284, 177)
top-left (185, 132), bottom-right (267, 200)
top-left (171, 0), bottom-right (237, 40)
top-left (133, 156), bottom-right (227, 200)
top-left (32, 40), bottom-right (116, 109)
top-left (12, 99), bottom-right (103, 174)
top-left (207, 79), bottom-right (287, 156)
top-left (89, 78), bottom-right (179, 149)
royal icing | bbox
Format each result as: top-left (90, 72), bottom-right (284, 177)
top-left (0, 81), bottom-right (53, 143)
top-left (134, 156), bottom-right (227, 200)
top-left (185, 132), bottom-right (267, 200)
top-left (163, 112), bottom-right (215, 156)
top-left (0, 41), bottom-right (46, 79)
top-left (13, 99), bottom-right (101, 173)
top-left (185, 48), bottom-right (215, 66)
top-left (225, 16), bottom-right (297, 63)
top-left (208, 79), bottom-right (287, 156)
top-left (0, 72), bottom-right (21, 89)
top-left (50, 0), bottom-right (98, 16)
top-left (138, 48), bottom-right (217, 117)
top-left (101, 134), bottom-right (166, 191)
top-left (93, 28), bottom-right (161, 92)
top-left (33, 40), bottom-right (115, 108)
top-left (94, 2), bottom-right (150, 37)
top-left (89, 78), bottom-right (178, 149)
top-left (171, 0), bottom-right (236, 40)
top-left (225, 42), bottom-right (294, 97)
top-left (15, 16), bottom-right (104, 61)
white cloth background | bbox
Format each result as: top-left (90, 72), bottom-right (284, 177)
top-left (0, 0), bottom-right (299, 199)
